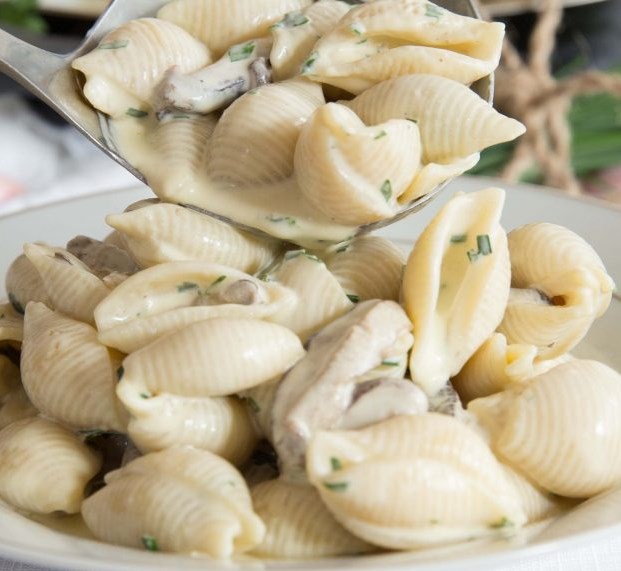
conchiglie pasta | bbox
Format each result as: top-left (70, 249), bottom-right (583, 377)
top-left (206, 79), bottom-right (324, 187)
top-left (306, 414), bottom-right (526, 549)
top-left (4, 254), bottom-right (51, 315)
top-left (304, 0), bottom-right (504, 93)
top-left (123, 393), bottom-right (258, 466)
top-left (0, 417), bottom-right (101, 514)
top-left (23, 243), bottom-right (110, 325)
top-left (21, 303), bottom-right (128, 432)
top-left (82, 447), bottom-right (265, 556)
top-left (107, 202), bottom-right (280, 272)
top-left (117, 317), bottom-right (304, 399)
top-left (497, 223), bottom-right (615, 360)
top-left (251, 478), bottom-right (374, 557)
top-left (271, 250), bottom-right (353, 342)
top-left (469, 359), bottom-right (621, 498)
top-left (451, 332), bottom-right (572, 404)
top-left (294, 103), bottom-right (421, 225)
top-left (94, 261), bottom-right (296, 353)
top-left (72, 18), bottom-right (212, 117)
top-left (157, 0), bottom-right (312, 56)
top-left (323, 235), bottom-right (406, 302)
top-left (402, 188), bottom-right (511, 396)
top-left (346, 74), bottom-right (525, 163)
top-left (270, 0), bottom-right (352, 80)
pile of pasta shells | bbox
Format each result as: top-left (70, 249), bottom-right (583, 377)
top-left (1, 0), bottom-right (620, 564)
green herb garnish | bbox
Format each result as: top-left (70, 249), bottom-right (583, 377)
top-left (347, 294), bottom-right (360, 304)
top-left (350, 23), bottom-right (364, 35)
top-left (126, 108), bottom-right (148, 118)
top-left (244, 396), bottom-right (261, 414)
top-left (267, 215), bottom-right (297, 226)
top-left (425, 3), bottom-right (444, 19)
top-left (406, 117), bottom-right (418, 124)
top-left (271, 11), bottom-right (309, 28)
top-left (374, 130), bottom-right (387, 140)
top-left (336, 244), bottom-right (349, 253)
top-left (177, 281), bottom-right (199, 293)
top-left (301, 52), bottom-right (318, 74)
top-left (99, 40), bottom-right (129, 50)
top-left (284, 250), bottom-right (322, 263)
top-left (330, 457), bottom-right (343, 471)
top-left (381, 360), bottom-right (400, 367)
top-left (204, 275), bottom-right (227, 292)
top-left (140, 392), bottom-right (151, 400)
top-left (380, 179), bottom-right (392, 201)
top-left (229, 41), bottom-right (256, 62)
top-left (450, 234), bottom-right (468, 244)
top-left (323, 481), bottom-right (349, 492)
top-left (467, 234), bottom-right (492, 262)
top-left (489, 517), bottom-right (514, 529)
top-left (141, 535), bottom-right (159, 551)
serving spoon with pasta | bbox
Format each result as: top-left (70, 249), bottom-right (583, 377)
top-left (0, 0), bottom-right (491, 238)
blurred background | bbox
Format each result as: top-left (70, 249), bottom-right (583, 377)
top-left (0, 0), bottom-right (620, 214)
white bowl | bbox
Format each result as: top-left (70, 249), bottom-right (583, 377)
top-left (1, 175), bottom-right (620, 571)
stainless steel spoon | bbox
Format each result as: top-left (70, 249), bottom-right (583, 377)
top-left (0, 0), bottom-right (490, 237)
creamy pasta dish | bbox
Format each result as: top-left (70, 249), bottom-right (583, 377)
top-left (1, 0), bottom-right (620, 563)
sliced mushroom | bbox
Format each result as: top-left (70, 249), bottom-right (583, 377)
top-left (155, 38), bottom-right (273, 114)
top-left (271, 299), bottom-right (413, 478)
top-left (66, 235), bottom-right (139, 280)
top-left (338, 378), bottom-right (428, 430)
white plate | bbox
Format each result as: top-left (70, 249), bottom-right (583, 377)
top-left (1, 175), bottom-right (621, 571)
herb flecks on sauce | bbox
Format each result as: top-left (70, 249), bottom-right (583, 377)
top-left (99, 40), bottom-right (129, 50)
top-left (301, 52), bottom-right (319, 74)
top-left (323, 481), bottom-right (349, 492)
top-left (450, 233), bottom-right (468, 244)
top-left (347, 294), bottom-right (360, 304)
top-left (271, 11), bottom-right (309, 29)
top-left (489, 516), bottom-right (514, 529)
top-left (126, 108), bottom-right (148, 118)
top-left (374, 130), bottom-right (387, 140)
top-left (380, 180), bottom-right (393, 202)
top-left (141, 535), bottom-right (159, 551)
top-left (425, 3), bottom-right (444, 19)
top-left (177, 282), bottom-right (200, 293)
top-left (229, 41), bottom-right (256, 63)
top-left (381, 360), bottom-right (400, 367)
top-left (467, 234), bottom-right (492, 263)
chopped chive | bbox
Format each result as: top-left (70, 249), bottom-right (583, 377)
top-left (380, 179), bottom-right (392, 201)
top-left (229, 41), bottom-right (255, 62)
top-left (8, 293), bottom-right (24, 315)
top-left (205, 275), bottom-right (227, 292)
top-left (374, 130), bottom-right (387, 140)
top-left (116, 366), bottom-right (125, 382)
top-left (489, 517), bottom-right (514, 529)
top-left (126, 108), bottom-right (148, 118)
top-left (271, 11), bottom-right (309, 28)
top-left (140, 392), bottom-right (151, 400)
top-left (330, 457), bottom-right (343, 471)
top-left (323, 481), bottom-right (349, 492)
top-left (381, 360), bottom-right (400, 367)
top-left (467, 250), bottom-right (479, 263)
top-left (141, 535), bottom-right (159, 551)
top-left (267, 214), bottom-right (297, 226)
top-left (450, 234), bottom-right (468, 244)
top-left (406, 117), bottom-right (418, 124)
top-left (425, 3), bottom-right (444, 19)
top-left (99, 40), bottom-right (129, 49)
top-left (350, 23), bottom-right (364, 35)
top-left (477, 234), bottom-right (492, 255)
top-left (284, 250), bottom-right (322, 262)
top-left (301, 52), bottom-right (318, 74)
top-left (356, 38), bottom-right (368, 44)
top-left (347, 294), bottom-right (360, 303)
top-left (244, 396), bottom-right (261, 413)
top-left (177, 281), bottom-right (199, 293)
top-left (171, 113), bottom-right (191, 120)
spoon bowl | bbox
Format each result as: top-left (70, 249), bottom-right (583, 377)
top-left (0, 0), bottom-right (491, 240)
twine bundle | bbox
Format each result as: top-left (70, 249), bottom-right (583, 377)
top-left (491, 0), bottom-right (621, 194)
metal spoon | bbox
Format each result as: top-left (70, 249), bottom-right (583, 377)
top-left (0, 0), bottom-right (491, 237)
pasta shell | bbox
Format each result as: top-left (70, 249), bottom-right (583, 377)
top-left (0, 355), bottom-right (37, 430)
top-left (82, 447), bottom-right (265, 556)
top-left (306, 414), bottom-right (526, 549)
top-left (346, 74), bottom-right (525, 163)
top-left (251, 478), bottom-right (373, 557)
top-left (117, 317), bottom-right (304, 398)
top-left (270, 0), bottom-right (352, 80)
top-left (123, 393), bottom-right (258, 466)
top-left (94, 261), bottom-right (296, 353)
top-left (157, 0), bottom-right (312, 57)
top-left (303, 0), bottom-right (504, 94)
top-left (72, 18), bottom-right (212, 117)
top-left (4, 254), bottom-right (51, 315)
top-left (0, 302), bottom-right (23, 346)
top-left (107, 202), bottom-right (280, 272)
top-left (451, 332), bottom-right (572, 404)
top-left (0, 417), bottom-right (101, 514)
top-left (272, 299), bottom-right (413, 477)
top-left (271, 250), bottom-right (353, 342)
top-left (206, 78), bottom-right (324, 187)
top-left (23, 243), bottom-right (110, 325)
top-left (469, 359), bottom-right (621, 498)
top-left (139, 113), bottom-right (217, 198)
top-left (21, 303), bottom-right (128, 432)
top-left (239, 378), bottom-right (280, 439)
top-left (323, 235), bottom-right (406, 302)
top-left (402, 187), bottom-right (511, 396)
top-left (294, 103), bottom-right (421, 225)
top-left (497, 223), bottom-right (615, 359)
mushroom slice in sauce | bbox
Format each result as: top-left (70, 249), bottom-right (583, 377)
top-left (66, 235), bottom-right (139, 280)
top-left (271, 299), bottom-right (413, 479)
top-left (155, 38), bottom-right (273, 114)
top-left (338, 378), bottom-right (428, 431)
